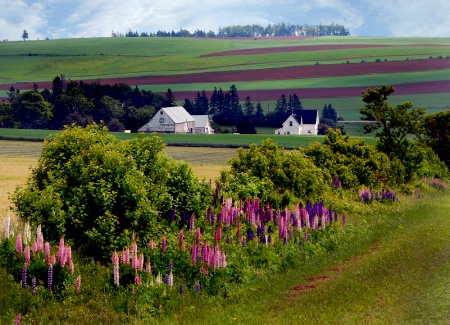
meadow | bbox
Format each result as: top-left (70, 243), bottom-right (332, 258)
top-left (0, 139), bottom-right (449, 324)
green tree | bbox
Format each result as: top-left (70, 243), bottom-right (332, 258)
top-left (12, 123), bottom-right (211, 261)
top-left (163, 88), bottom-right (176, 107)
top-left (0, 102), bottom-right (14, 128)
top-left (244, 96), bottom-right (255, 117)
top-left (360, 85), bottom-right (425, 157)
top-left (22, 30), bottom-right (28, 41)
top-left (10, 91), bottom-right (53, 128)
top-left (422, 110), bottom-right (450, 169)
top-left (360, 85), bottom-right (426, 181)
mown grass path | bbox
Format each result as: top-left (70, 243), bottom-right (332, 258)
top-left (166, 191), bottom-right (450, 325)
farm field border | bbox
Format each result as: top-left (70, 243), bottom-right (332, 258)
top-left (0, 129), bottom-right (377, 148)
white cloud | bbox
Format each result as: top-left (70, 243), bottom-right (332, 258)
top-left (0, 0), bottom-right (448, 40)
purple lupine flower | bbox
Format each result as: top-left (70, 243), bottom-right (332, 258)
top-left (74, 275), bottom-right (81, 292)
top-left (16, 234), bottom-right (23, 256)
top-left (21, 264), bottom-right (27, 288)
top-left (246, 227), bottom-right (254, 241)
top-left (167, 271), bottom-right (173, 286)
top-left (283, 236), bottom-right (287, 246)
top-left (163, 274), bottom-right (169, 285)
top-left (179, 284), bottom-right (184, 295)
top-left (195, 281), bottom-right (201, 292)
top-left (226, 234), bottom-right (231, 244)
top-left (48, 265), bottom-right (53, 290)
top-left (168, 260), bottom-right (173, 273)
top-left (31, 277), bottom-right (36, 294)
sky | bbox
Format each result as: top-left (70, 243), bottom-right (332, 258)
top-left (1, 0), bottom-right (449, 41)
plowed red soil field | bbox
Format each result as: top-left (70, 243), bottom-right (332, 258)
top-left (2, 58), bottom-right (449, 101)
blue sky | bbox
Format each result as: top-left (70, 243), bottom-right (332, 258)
top-left (1, 0), bottom-right (449, 41)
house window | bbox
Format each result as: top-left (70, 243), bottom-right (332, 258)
top-left (289, 121), bottom-right (293, 126)
top-left (160, 111), bottom-right (164, 115)
top-left (287, 131), bottom-right (290, 135)
top-left (159, 118), bottom-right (164, 123)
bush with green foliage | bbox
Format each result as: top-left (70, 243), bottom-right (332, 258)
top-left (305, 129), bottom-right (391, 188)
top-left (12, 123), bottom-right (211, 261)
top-left (219, 138), bottom-right (327, 206)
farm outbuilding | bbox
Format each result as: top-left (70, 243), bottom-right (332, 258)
top-left (137, 106), bottom-right (214, 134)
top-left (275, 110), bottom-right (319, 135)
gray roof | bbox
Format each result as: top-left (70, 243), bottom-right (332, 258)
top-left (163, 106), bottom-right (195, 123)
top-left (292, 110), bottom-right (318, 125)
top-left (191, 115), bottom-right (210, 128)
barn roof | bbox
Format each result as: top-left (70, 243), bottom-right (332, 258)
top-left (163, 106), bottom-right (195, 123)
top-left (191, 115), bottom-right (210, 128)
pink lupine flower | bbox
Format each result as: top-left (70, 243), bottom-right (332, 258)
top-left (49, 255), bottom-right (56, 266)
top-left (65, 246), bottom-right (72, 264)
top-left (134, 273), bottom-right (142, 285)
top-left (24, 245), bottom-right (30, 265)
top-left (74, 275), bottom-right (81, 292)
top-left (161, 236), bottom-right (167, 253)
top-left (32, 241), bottom-right (38, 253)
top-left (179, 229), bottom-right (185, 252)
top-left (189, 214), bottom-right (195, 233)
top-left (114, 264), bottom-right (120, 286)
top-left (37, 234), bottom-right (44, 251)
top-left (191, 244), bottom-right (197, 265)
top-left (4, 217), bottom-right (11, 239)
top-left (214, 225), bottom-right (222, 243)
top-left (44, 242), bottom-right (51, 262)
top-left (131, 243), bottom-right (138, 269)
top-left (138, 253), bottom-right (144, 271)
top-left (195, 228), bottom-right (201, 246)
top-left (146, 260), bottom-right (152, 273)
top-left (148, 239), bottom-right (156, 250)
top-left (15, 313), bottom-right (21, 325)
top-left (16, 234), bottom-right (23, 256)
top-left (69, 260), bottom-right (75, 274)
top-left (58, 238), bottom-right (66, 267)
top-left (322, 214), bottom-right (326, 230)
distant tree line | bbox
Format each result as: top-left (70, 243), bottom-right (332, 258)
top-left (112, 22), bottom-right (350, 38)
top-left (0, 77), bottom-right (343, 134)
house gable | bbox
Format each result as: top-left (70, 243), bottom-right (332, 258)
top-left (138, 106), bottom-right (195, 133)
top-left (274, 110), bottom-right (319, 135)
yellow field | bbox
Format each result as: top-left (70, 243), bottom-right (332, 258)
top-left (0, 140), bottom-right (230, 230)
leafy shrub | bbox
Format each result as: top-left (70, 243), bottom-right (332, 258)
top-left (219, 138), bottom-right (327, 206)
top-left (12, 123), bottom-right (211, 261)
top-left (305, 129), bottom-right (391, 188)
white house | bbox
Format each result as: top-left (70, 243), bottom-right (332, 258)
top-left (191, 115), bottom-right (214, 134)
top-left (274, 110), bottom-right (319, 135)
top-left (137, 106), bottom-right (214, 134)
top-left (137, 106), bottom-right (194, 133)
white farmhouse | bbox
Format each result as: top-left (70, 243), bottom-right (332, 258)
top-left (191, 115), bottom-right (214, 134)
top-left (137, 106), bottom-right (194, 133)
top-left (137, 106), bottom-right (214, 134)
top-left (275, 110), bottom-right (319, 135)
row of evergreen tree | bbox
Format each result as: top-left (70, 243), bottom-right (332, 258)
top-left (1, 76), bottom-right (341, 134)
top-left (112, 22), bottom-right (350, 38)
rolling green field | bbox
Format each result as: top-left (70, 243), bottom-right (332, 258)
top-left (0, 128), bottom-right (376, 148)
top-left (1, 36), bottom-right (449, 123)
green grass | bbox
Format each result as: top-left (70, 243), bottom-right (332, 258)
top-left (0, 128), bottom-right (377, 148)
top-left (1, 37), bottom-right (449, 84)
top-left (153, 190), bottom-right (450, 325)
